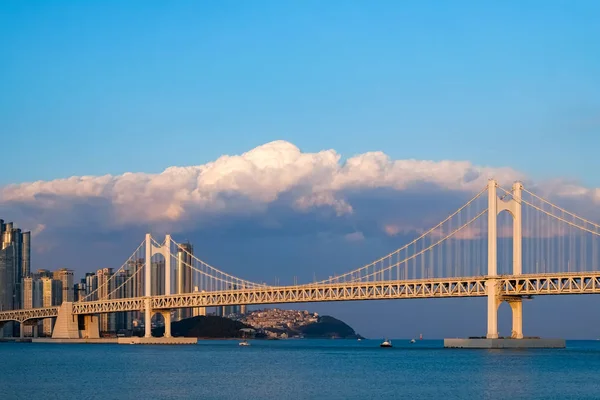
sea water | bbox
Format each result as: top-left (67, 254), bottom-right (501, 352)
top-left (1, 339), bottom-right (599, 399)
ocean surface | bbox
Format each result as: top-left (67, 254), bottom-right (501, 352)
top-left (1, 339), bottom-right (599, 399)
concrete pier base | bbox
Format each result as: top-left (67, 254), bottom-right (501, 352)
top-left (51, 302), bottom-right (100, 339)
top-left (118, 337), bottom-right (197, 345)
top-left (32, 338), bottom-right (118, 344)
top-left (444, 338), bottom-right (565, 349)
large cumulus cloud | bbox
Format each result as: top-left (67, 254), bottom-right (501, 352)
top-left (2, 141), bottom-right (599, 231)
top-left (0, 141), bottom-right (516, 223)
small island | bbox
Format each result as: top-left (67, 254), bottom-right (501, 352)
top-left (151, 308), bottom-right (363, 339)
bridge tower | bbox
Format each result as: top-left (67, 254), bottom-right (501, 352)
top-left (144, 234), bottom-right (172, 338)
top-left (487, 179), bottom-right (523, 339)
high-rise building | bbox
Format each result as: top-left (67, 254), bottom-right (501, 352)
top-left (36, 269), bottom-right (52, 278)
top-left (23, 276), bottom-right (43, 309)
top-left (23, 277), bottom-right (34, 337)
top-left (52, 268), bottom-right (75, 301)
top-left (53, 268), bottom-right (74, 302)
top-left (23, 277), bottom-right (34, 310)
top-left (126, 259), bottom-right (144, 323)
top-left (74, 280), bottom-right (86, 302)
top-left (122, 259), bottom-right (144, 326)
top-left (113, 270), bottom-right (133, 331)
top-left (0, 219), bottom-right (31, 337)
top-left (22, 276), bottom-right (43, 336)
top-left (176, 243), bottom-right (193, 320)
top-left (126, 258), bottom-right (144, 297)
top-left (84, 272), bottom-right (98, 301)
top-left (21, 232), bottom-right (30, 279)
top-left (97, 268), bottom-right (115, 333)
top-left (151, 259), bottom-right (165, 296)
top-left (41, 277), bottom-right (62, 336)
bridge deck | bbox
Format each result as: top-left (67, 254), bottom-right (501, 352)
top-left (1, 272), bottom-right (600, 322)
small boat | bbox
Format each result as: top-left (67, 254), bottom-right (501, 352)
top-left (239, 340), bottom-right (250, 346)
top-left (380, 339), bottom-right (392, 348)
top-left (357, 338), bottom-right (362, 341)
top-left (410, 339), bottom-right (416, 344)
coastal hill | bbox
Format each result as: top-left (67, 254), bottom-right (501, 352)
top-left (152, 314), bottom-right (363, 339)
top-left (298, 315), bottom-right (361, 339)
top-left (152, 316), bottom-right (251, 338)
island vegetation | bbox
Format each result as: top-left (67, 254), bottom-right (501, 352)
top-left (151, 314), bottom-right (363, 339)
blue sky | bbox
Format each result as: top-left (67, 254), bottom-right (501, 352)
top-left (2, 1), bottom-right (600, 338)
top-left (1, 0), bottom-right (599, 186)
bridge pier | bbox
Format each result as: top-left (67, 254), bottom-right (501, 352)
top-left (161, 311), bottom-right (172, 338)
top-left (82, 315), bottom-right (100, 339)
top-left (52, 302), bottom-right (80, 339)
top-left (486, 295), bottom-right (524, 339)
top-left (51, 303), bottom-right (100, 339)
top-left (486, 280), bottom-right (500, 339)
top-left (144, 298), bottom-right (152, 338)
top-left (33, 323), bottom-right (38, 338)
top-left (19, 320), bottom-right (38, 338)
top-left (508, 298), bottom-right (523, 339)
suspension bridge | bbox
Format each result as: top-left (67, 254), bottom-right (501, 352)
top-left (2, 179), bottom-right (600, 342)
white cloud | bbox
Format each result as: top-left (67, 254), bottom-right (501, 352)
top-left (1, 140), bottom-right (598, 239)
top-left (383, 224), bottom-right (402, 236)
top-left (294, 192), bottom-right (353, 216)
top-left (344, 231), bottom-right (365, 242)
top-left (31, 224), bottom-right (46, 237)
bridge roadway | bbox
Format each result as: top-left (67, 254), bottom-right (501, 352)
top-left (2, 272), bottom-right (600, 323)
